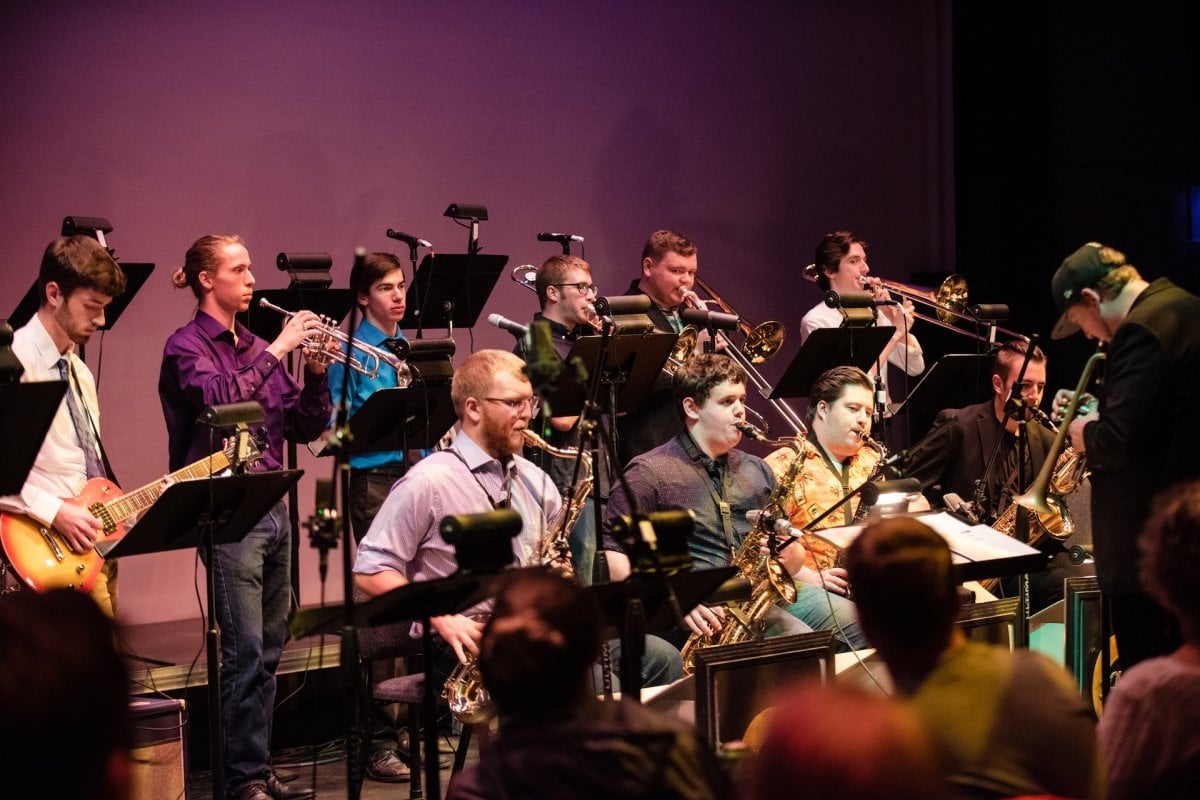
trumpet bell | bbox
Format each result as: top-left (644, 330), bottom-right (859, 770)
top-left (743, 321), bottom-right (786, 364)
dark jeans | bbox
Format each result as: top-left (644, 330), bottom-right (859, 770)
top-left (203, 500), bottom-right (291, 791)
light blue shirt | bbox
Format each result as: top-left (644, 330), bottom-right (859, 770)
top-left (327, 317), bottom-right (409, 470)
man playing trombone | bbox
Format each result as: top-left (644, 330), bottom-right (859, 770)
top-left (1049, 242), bottom-right (1200, 667)
top-left (614, 229), bottom-right (698, 465)
top-left (801, 231), bottom-right (925, 443)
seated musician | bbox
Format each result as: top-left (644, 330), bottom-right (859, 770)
top-left (354, 349), bottom-right (681, 688)
top-left (761, 365), bottom-right (888, 651)
top-left (0, 236), bottom-right (126, 615)
top-left (601, 353), bottom-right (867, 653)
top-left (904, 340), bottom-right (1092, 611)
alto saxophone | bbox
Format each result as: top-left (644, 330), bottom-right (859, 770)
top-left (442, 429), bottom-right (593, 723)
top-left (679, 431), bottom-right (804, 674)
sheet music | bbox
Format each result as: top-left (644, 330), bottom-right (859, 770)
top-left (807, 511), bottom-right (1040, 566)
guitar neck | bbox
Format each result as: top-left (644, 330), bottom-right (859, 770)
top-left (103, 451), bottom-right (234, 524)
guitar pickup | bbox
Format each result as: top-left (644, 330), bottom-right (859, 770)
top-left (39, 526), bottom-right (65, 562)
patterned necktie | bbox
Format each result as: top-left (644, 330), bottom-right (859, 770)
top-left (58, 358), bottom-right (105, 479)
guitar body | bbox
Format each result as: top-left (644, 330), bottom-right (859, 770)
top-left (0, 478), bottom-right (126, 593)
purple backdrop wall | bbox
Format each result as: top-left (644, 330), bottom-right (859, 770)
top-left (1, 1), bottom-right (953, 624)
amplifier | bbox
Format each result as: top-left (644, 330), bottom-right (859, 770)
top-left (129, 697), bottom-right (188, 799)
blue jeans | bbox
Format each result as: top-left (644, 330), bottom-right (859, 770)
top-left (783, 582), bottom-right (867, 652)
top-left (595, 634), bottom-right (684, 691)
top-left (204, 500), bottom-right (291, 791)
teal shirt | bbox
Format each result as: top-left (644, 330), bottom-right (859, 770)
top-left (327, 317), bottom-right (408, 470)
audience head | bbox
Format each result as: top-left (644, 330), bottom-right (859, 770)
top-left (844, 517), bottom-right (960, 676)
top-left (478, 568), bottom-right (602, 718)
top-left (1141, 479), bottom-right (1200, 643)
top-left (748, 680), bottom-right (946, 800)
top-left (0, 589), bottom-right (132, 800)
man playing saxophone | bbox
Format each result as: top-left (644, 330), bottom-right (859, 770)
top-left (601, 354), bottom-right (865, 652)
top-left (904, 340), bottom-right (1092, 611)
top-left (354, 350), bottom-right (681, 692)
top-left (760, 366), bottom-right (879, 651)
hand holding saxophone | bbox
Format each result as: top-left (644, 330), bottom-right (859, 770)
top-left (431, 613), bottom-right (486, 664)
top-left (684, 603), bottom-right (727, 637)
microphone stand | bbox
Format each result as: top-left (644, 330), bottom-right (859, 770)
top-left (586, 316), bottom-right (685, 703)
top-left (1003, 335), bottom-right (1039, 642)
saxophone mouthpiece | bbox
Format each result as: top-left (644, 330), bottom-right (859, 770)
top-left (736, 421), bottom-right (767, 441)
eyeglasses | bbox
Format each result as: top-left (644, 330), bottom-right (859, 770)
top-left (551, 282), bottom-right (598, 295)
top-left (483, 395), bottom-right (540, 412)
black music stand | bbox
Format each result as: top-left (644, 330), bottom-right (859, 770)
top-left (100, 470), bottom-right (302, 800)
top-left (341, 385), bottom-right (456, 456)
top-left (770, 326), bottom-right (894, 400)
top-left (811, 511), bottom-right (1048, 584)
top-left (542, 332), bottom-right (677, 417)
top-left (893, 352), bottom-right (994, 441)
top-left (398, 253), bottom-right (508, 336)
top-left (0, 381), bottom-right (66, 494)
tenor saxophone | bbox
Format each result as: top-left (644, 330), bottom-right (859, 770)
top-left (442, 429), bottom-right (593, 723)
top-left (679, 431), bottom-right (804, 674)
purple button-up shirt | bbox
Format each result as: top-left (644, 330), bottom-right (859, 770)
top-left (159, 310), bottom-right (332, 471)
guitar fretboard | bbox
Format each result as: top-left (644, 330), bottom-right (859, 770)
top-left (103, 452), bottom-right (233, 524)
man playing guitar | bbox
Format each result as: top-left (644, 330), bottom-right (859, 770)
top-left (0, 236), bottom-right (126, 615)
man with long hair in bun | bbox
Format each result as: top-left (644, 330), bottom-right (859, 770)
top-left (159, 234), bottom-right (331, 800)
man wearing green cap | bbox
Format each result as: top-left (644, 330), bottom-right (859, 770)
top-left (1050, 242), bottom-right (1200, 667)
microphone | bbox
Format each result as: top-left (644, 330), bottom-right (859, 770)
top-left (942, 492), bottom-right (980, 525)
top-left (523, 319), bottom-right (562, 394)
top-left (537, 232), bottom-right (584, 245)
top-left (386, 229), bottom-right (432, 248)
top-left (487, 313), bottom-right (529, 338)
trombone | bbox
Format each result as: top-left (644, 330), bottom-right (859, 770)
top-left (803, 267), bottom-right (1028, 343)
top-left (256, 298), bottom-right (412, 385)
top-left (686, 278), bottom-right (807, 436)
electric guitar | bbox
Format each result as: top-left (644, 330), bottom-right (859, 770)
top-left (0, 438), bottom-right (261, 593)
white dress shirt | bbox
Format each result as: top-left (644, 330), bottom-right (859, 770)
top-left (0, 314), bottom-right (100, 527)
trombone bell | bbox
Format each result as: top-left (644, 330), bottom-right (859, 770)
top-left (743, 321), bottom-right (785, 364)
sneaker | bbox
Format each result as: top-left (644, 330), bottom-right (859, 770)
top-left (366, 749), bottom-right (412, 783)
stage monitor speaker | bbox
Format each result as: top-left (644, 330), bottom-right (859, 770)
top-left (129, 697), bottom-right (188, 799)
top-left (956, 597), bottom-right (1024, 649)
top-left (1064, 574), bottom-right (1111, 716)
top-left (693, 630), bottom-right (835, 750)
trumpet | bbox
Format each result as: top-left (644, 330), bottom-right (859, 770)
top-left (256, 298), bottom-right (411, 385)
